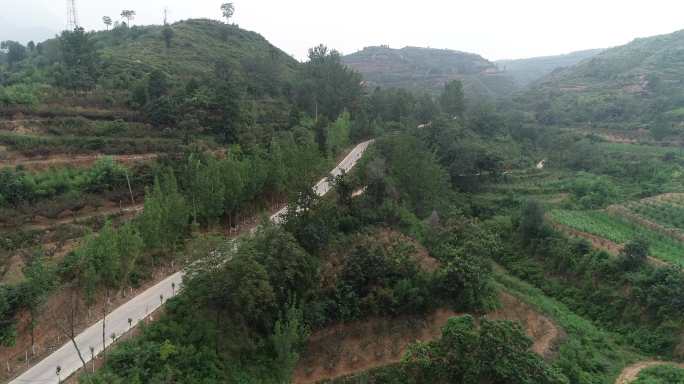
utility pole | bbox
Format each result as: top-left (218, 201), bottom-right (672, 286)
top-left (66, 0), bottom-right (79, 30)
top-left (163, 7), bottom-right (169, 25)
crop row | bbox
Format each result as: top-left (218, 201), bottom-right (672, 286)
top-left (550, 209), bottom-right (684, 266)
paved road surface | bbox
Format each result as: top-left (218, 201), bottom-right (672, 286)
top-left (9, 140), bottom-right (373, 384)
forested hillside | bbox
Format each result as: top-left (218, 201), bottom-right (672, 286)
top-left (496, 48), bottom-right (603, 87)
top-left (5, 10), bottom-right (684, 384)
top-left (524, 29), bottom-right (684, 134)
top-left (342, 46), bottom-right (517, 100)
top-left (0, 17), bottom-right (368, 379)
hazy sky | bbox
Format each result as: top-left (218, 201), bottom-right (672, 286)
top-left (1, 0), bottom-right (683, 61)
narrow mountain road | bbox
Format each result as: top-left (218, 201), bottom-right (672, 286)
top-left (8, 140), bottom-right (373, 384)
top-left (615, 360), bottom-right (684, 384)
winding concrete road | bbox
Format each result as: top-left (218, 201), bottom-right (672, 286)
top-left (9, 140), bottom-right (373, 384)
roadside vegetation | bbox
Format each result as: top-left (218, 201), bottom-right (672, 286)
top-left (4, 4), bottom-right (684, 384)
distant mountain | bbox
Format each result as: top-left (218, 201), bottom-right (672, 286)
top-left (524, 29), bottom-right (684, 127)
top-left (342, 46), bottom-right (517, 99)
top-left (496, 49), bottom-right (604, 87)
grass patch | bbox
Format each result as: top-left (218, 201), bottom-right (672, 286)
top-left (493, 267), bottom-right (641, 384)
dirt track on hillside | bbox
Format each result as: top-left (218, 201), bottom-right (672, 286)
top-left (615, 361), bottom-right (684, 384)
top-left (551, 221), bottom-right (669, 268)
top-left (293, 292), bottom-right (564, 384)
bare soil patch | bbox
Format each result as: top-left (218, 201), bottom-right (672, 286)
top-left (293, 292), bottom-right (564, 384)
top-left (487, 292), bottom-right (565, 360)
top-left (615, 360), bottom-right (684, 384)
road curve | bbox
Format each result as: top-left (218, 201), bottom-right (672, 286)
top-left (9, 140), bottom-right (373, 384)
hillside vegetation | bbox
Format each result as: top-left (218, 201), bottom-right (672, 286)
top-left (525, 29), bottom-right (684, 133)
top-left (5, 11), bottom-right (684, 384)
top-left (496, 48), bottom-right (603, 87)
top-left (343, 46), bottom-right (516, 99)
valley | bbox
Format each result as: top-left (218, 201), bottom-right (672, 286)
top-left (3, 4), bottom-right (684, 384)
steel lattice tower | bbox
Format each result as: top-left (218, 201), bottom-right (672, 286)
top-left (66, 0), bottom-right (79, 29)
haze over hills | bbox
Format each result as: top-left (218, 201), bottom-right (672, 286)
top-left (495, 48), bottom-right (604, 88)
top-left (342, 45), bottom-right (517, 99)
top-left (7, 8), bottom-right (684, 384)
top-left (526, 29), bottom-right (684, 129)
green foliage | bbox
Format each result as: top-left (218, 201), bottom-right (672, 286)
top-left (504, 209), bottom-right (684, 355)
top-left (70, 220), bottom-right (143, 302)
top-left (549, 209), bottom-right (684, 266)
top-left (0, 157), bottom-right (128, 208)
top-left (296, 44), bottom-right (363, 121)
top-left (439, 80), bottom-right (464, 118)
top-left (519, 199), bottom-right (546, 243)
top-left (399, 315), bottom-right (568, 383)
top-left (493, 270), bottom-right (637, 383)
top-left (370, 134), bottom-right (451, 217)
top-left (0, 41), bottom-right (27, 68)
top-left (524, 29), bottom-right (684, 126)
top-left (327, 111), bottom-right (351, 155)
top-left (619, 238), bottom-right (650, 270)
top-left (162, 27), bottom-right (175, 49)
top-left (342, 46), bottom-right (517, 98)
top-left (271, 304), bottom-right (310, 383)
top-left (633, 365), bottom-right (684, 384)
top-left (55, 27), bottom-right (99, 90)
top-left (0, 83), bottom-right (43, 106)
top-left (137, 169), bottom-right (189, 253)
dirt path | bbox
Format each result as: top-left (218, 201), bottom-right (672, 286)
top-left (293, 292), bottom-right (564, 384)
top-left (487, 292), bottom-right (563, 359)
top-left (550, 221), bottom-right (669, 268)
top-left (615, 360), bottom-right (684, 384)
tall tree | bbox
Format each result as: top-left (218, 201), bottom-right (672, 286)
top-left (162, 26), bottom-right (175, 49)
top-left (295, 44), bottom-right (363, 121)
top-left (120, 10), bottom-right (136, 25)
top-left (220, 3), bottom-right (235, 23)
top-left (439, 80), bottom-right (465, 119)
top-left (211, 60), bottom-right (243, 143)
top-left (21, 256), bottom-right (55, 355)
top-left (55, 27), bottom-right (99, 90)
top-left (0, 41), bottom-right (27, 68)
top-left (102, 16), bottom-right (112, 30)
top-left (137, 169), bottom-right (190, 253)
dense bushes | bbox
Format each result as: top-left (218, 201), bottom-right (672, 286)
top-left (498, 202), bottom-right (684, 355)
top-left (331, 315), bottom-right (567, 384)
top-left (633, 365), bottom-right (684, 384)
top-left (0, 83), bottom-right (44, 106)
top-left (401, 315), bottom-right (568, 384)
top-left (0, 158), bottom-right (129, 208)
top-left (0, 132), bottom-right (183, 156)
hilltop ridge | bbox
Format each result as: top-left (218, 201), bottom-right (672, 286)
top-left (342, 45), bottom-right (517, 99)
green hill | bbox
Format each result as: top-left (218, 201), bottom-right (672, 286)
top-left (524, 29), bottom-right (684, 131)
top-left (16, 18), bottom-right (299, 107)
top-left (94, 19), bottom-right (298, 87)
top-left (342, 46), bottom-right (517, 99)
top-left (496, 48), bottom-right (603, 88)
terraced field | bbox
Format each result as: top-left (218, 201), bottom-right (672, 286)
top-left (618, 193), bottom-right (684, 231)
top-left (549, 208), bottom-right (684, 266)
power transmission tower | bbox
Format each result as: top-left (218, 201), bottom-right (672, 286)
top-left (66, 0), bottom-right (79, 30)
